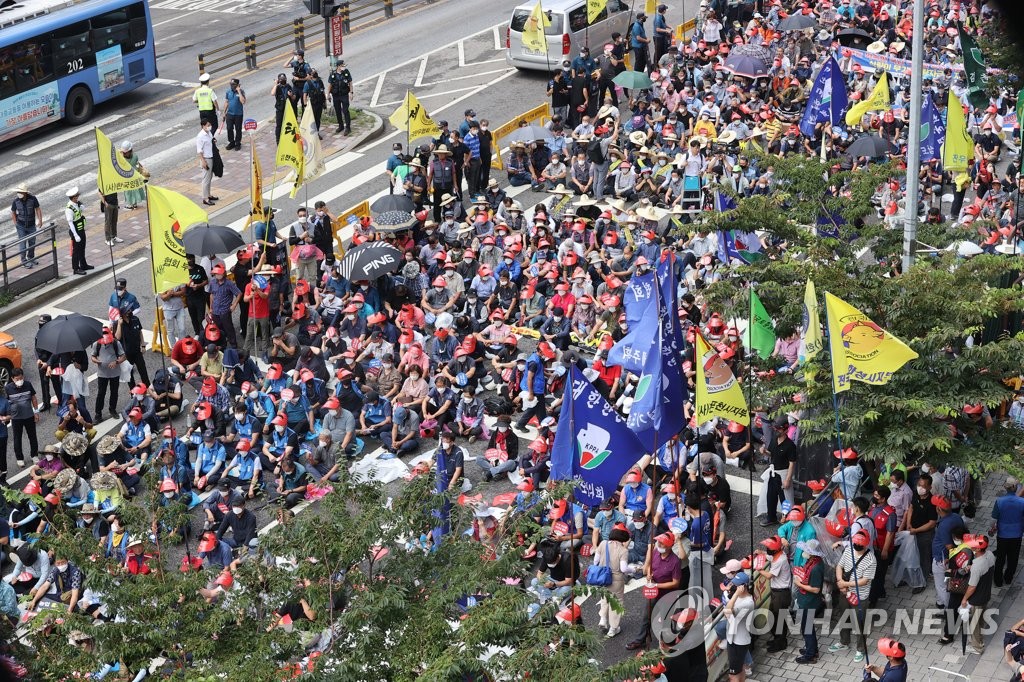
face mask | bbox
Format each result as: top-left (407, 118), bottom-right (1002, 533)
top-left (921, 464), bottom-right (931, 474)
top-left (792, 520), bottom-right (803, 528)
top-left (463, 397), bottom-right (473, 404)
top-left (498, 425), bottom-right (508, 433)
top-left (13, 380), bottom-right (23, 387)
top-left (504, 258), bottom-right (513, 265)
top-left (657, 545), bottom-right (669, 554)
top-left (275, 425), bottom-right (285, 434)
top-left (83, 516), bottom-right (95, 525)
top-left (57, 564), bottom-right (68, 573)
top-left (328, 409), bottom-right (338, 418)
top-left (111, 522), bottom-right (121, 532)
top-left (346, 314), bottom-right (356, 321)
top-left (481, 126), bottom-right (488, 131)
top-left (394, 151), bottom-right (402, 156)
top-left (629, 482), bottom-right (639, 490)
top-left (163, 491), bottom-right (175, 499)
top-left (702, 476), bottom-right (714, 485)
top-left (632, 521), bottom-right (645, 530)
top-left (667, 494), bottom-right (677, 502)
top-left (316, 211), bottom-right (325, 217)
top-left (517, 363), bottom-right (526, 371)
top-left (917, 486), bottom-right (929, 496)
top-left (232, 506), bottom-right (243, 515)
top-left (248, 390), bottom-right (258, 399)
top-left (235, 412), bottom-right (245, 421)
top-left (45, 454), bottom-right (54, 461)
top-left (553, 315), bottom-right (563, 322)
top-left (318, 439), bottom-right (328, 447)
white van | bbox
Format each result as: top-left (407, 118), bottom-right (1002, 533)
top-left (505, 0), bottom-right (633, 72)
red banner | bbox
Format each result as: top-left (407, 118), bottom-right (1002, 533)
top-left (330, 16), bottom-right (343, 56)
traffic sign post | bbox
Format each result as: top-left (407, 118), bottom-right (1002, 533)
top-left (243, 118), bottom-right (258, 134)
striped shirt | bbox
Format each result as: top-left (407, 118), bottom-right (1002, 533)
top-left (838, 546), bottom-right (876, 601)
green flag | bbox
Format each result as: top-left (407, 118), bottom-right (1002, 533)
top-left (1016, 88), bottom-right (1024, 145)
top-left (745, 289), bottom-right (776, 358)
top-left (957, 24), bottom-right (988, 109)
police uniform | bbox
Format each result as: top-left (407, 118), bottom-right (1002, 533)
top-left (64, 188), bottom-right (91, 274)
top-left (327, 63), bottom-right (353, 134)
top-left (273, 78), bottom-right (296, 141)
top-left (192, 75), bottom-right (219, 132)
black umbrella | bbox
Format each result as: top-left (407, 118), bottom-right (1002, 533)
top-left (837, 28), bottom-right (873, 46)
top-left (777, 14), bottom-right (817, 31)
top-left (845, 134), bottom-right (889, 159)
top-left (181, 223), bottom-right (246, 256)
top-left (372, 210), bottom-right (418, 233)
top-left (36, 314), bottom-right (104, 355)
top-left (723, 53), bottom-right (770, 79)
top-left (339, 242), bottom-right (403, 281)
top-left (371, 195), bottom-right (415, 213)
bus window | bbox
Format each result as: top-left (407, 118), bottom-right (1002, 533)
top-left (1, 40), bottom-right (53, 94)
top-left (91, 22), bottom-right (131, 51)
top-left (51, 24), bottom-right (92, 78)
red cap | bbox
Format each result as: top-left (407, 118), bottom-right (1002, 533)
top-left (240, 381), bottom-right (253, 394)
top-left (786, 507), bottom-right (805, 522)
top-left (235, 439), bottom-right (251, 452)
top-left (655, 532), bottom-right (675, 547)
top-left (761, 535), bottom-right (783, 552)
top-left (299, 368), bottom-right (315, 382)
top-left (198, 533), bottom-right (218, 553)
top-left (131, 383), bottom-right (147, 395)
top-left (517, 479), bottom-right (535, 492)
top-left (548, 499), bottom-right (568, 520)
top-left (877, 637), bottom-right (906, 659)
top-left (294, 279), bottom-right (310, 295)
top-left (266, 363), bottom-right (283, 380)
top-left (129, 407), bottom-right (142, 418)
top-left (324, 396), bottom-right (340, 410)
top-left (211, 264), bottom-right (225, 275)
top-left (215, 571), bottom-right (234, 588)
top-left (271, 414), bottom-right (289, 427)
top-left (931, 495), bottom-right (952, 510)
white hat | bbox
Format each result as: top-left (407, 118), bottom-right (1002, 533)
top-left (14, 183), bottom-right (28, 194)
top-left (66, 186), bottom-right (80, 198)
top-left (199, 73), bottom-right (211, 82)
top-left (120, 140), bottom-right (132, 152)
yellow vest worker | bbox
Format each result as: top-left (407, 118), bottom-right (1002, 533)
top-left (192, 72), bottom-right (219, 132)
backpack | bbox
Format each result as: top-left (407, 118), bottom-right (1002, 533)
top-left (871, 504), bottom-right (894, 549)
top-left (587, 138), bottom-right (606, 164)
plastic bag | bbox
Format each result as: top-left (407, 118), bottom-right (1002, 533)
top-left (889, 530), bottom-right (926, 589)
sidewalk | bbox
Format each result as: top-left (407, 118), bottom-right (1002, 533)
top-left (30, 107), bottom-right (380, 295)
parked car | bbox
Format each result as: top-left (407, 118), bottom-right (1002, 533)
top-left (0, 331), bottom-right (21, 385)
top-left (506, 0), bottom-right (632, 71)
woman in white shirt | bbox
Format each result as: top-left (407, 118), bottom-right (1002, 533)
top-left (724, 570), bottom-right (755, 681)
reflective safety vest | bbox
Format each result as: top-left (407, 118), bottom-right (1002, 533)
top-left (194, 85), bottom-right (215, 111)
top-left (68, 201), bottom-right (85, 232)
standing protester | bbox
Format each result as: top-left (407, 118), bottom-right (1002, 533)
top-left (303, 67), bottom-right (327, 136)
top-left (629, 13), bottom-right (650, 73)
top-left (64, 187), bottom-right (92, 275)
top-left (829, 530), bottom-right (876, 663)
top-left (222, 78), bottom-right (246, 151)
top-left (186, 253), bottom-right (210, 337)
top-left (193, 72), bottom-right (218, 132)
top-left (868, 485), bottom-right (897, 607)
top-left (427, 146), bottom-right (456, 223)
top-left (464, 121), bottom-right (483, 196)
top-left (196, 120), bottom-right (217, 206)
top-left (477, 119), bottom-right (493, 188)
top-left (761, 415), bottom-right (796, 526)
top-left (385, 142), bottom-right (405, 194)
top-left (209, 264), bottom-right (242, 348)
top-left (899, 473), bottom-right (937, 595)
top-left (652, 4), bottom-right (672, 64)
top-left (6, 368), bottom-right (39, 467)
top-left (793, 539), bottom-right (826, 664)
top-left (10, 183), bottom-right (41, 268)
top-left (959, 534), bottom-right (995, 655)
top-left (99, 187), bottom-right (120, 247)
top-left (159, 284), bottom-right (189, 348)
top-left (119, 141), bottom-right (148, 209)
top-left (115, 305), bottom-right (148, 387)
top-left (990, 476), bottom-right (1024, 587)
top-left (723, 571), bottom-right (755, 682)
top-left (272, 74), bottom-right (296, 142)
top-left (90, 327), bottom-right (125, 423)
top-left (34, 315), bottom-right (60, 411)
top-left (327, 60), bottom-right (353, 135)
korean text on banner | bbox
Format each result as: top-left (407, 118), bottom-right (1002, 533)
top-left (96, 127), bottom-right (145, 196)
top-left (148, 185), bottom-right (208, 293)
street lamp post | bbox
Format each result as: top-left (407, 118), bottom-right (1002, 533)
top-left (901, 0), bottom-right (926, 273)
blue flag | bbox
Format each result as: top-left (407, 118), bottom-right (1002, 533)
top-left (816, 187), bottom-right (847, 239)
top-left (715, 191), bottom-right (737, 213)
top-left (920, 94), bottom-right (946, 164)
top-left (608, 271), bottom-right (658, 373)
top-left (717, 230), bottom-right (763, 264)
top-left (799, 56), bottom-right (848, 138)
top-left (549, 367), bottom-right (647, 506)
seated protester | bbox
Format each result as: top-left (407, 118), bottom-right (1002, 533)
top-left (186, 402), bottom-right (218, 445)
top-left (321, 396), bottom-right (359, 456)
top-left (169, 336), bottom-right (203, 376)
top-left (197, 377), bottom-right (233, 426)
top-left (279, 386), bottom-right (315, 438)
top-left (158, 425), bottom-right (190, 470)
top-left (296, 367), bottom-right (328, 411)
top-left (263, 363), bottom-right (290, 395)
top-left (224, 402), bottom-right (263, 457)
top-left (222, 438), bottom-right (263, 498)
top-left (149, 368), bottom-right (184, 419)
top-left (55, 397), bottom-right (96, 442)
top-left (96, 435), bottom-right (141, 495)
top-left (398, 340), bottom-right (430, 378)
top-left (9, 480), bottom-right (44, 539)
top-left (123, 536), bottom-right (154, 575)
top-left (242, 380), bottom-right (276, 421)
top-left (618, 469), bottom-right (654, 519)
top-left (420, 376), bottom-right (457, 432)
top-left (392, 365), bottom-right (428, 410)
top-left (203, 478), bottom-right (239, 529)
top-left (26, 553), bottom-right (84, 615)
top-left (288, 303), bottom-right (322, 346)
top-left (428, 326), bottom-right (459, 369)
top-left (30, 443), bottom-right (65, 493)
top-left (262, 414), bottom-right (298, 469)
top-left (532, 543), bottom-right (580, 602)
top-left (443, 347), bottom-right (478, 391)
top-left (454, 387), bottom-right (487, 441)
top-left (381, 404), bottom-right (420, 454)
top-left (518, 436), bottom-right (550, 488)
top-left (197, 531), bottom-right (235, 570)
top-left (721, 420), bottom-right (751, 467)
top-left (337, 349), bottom-right (367, 386)
top-left (334, 369), bottom-right (364, 414)
top-left (696, 462), bottom-right (732, 513)
top-left (358, 327), bottom-right (395, 367)
top-left (5, 543), bottom-right (49, 596)
top-left (274, 457), bottom-right (310, 508)
top-left (157, 446), bottom-right (192, 493)
top-left (369, 353), bottom-right (403, 401)
top-left (477, 415), bottom-right (517, 482)
top-left (123, 383), bottom-right (158, 430)
top-left (217, 495), bottom-right (258, 550)
top-left (196, 344), bottom-right (226, 389)
top-left (652, 482), bottom-right (682, 533)
top-left (539, 305), bottom-right (572, 351)
top-left (153, 479), bottom-right (191, 543)
top-left (318, 289), bottom-right (345, 328)
top-left (75, 502), bottom-right (110, 550)
top-left (303, 431), bottom-right (341, 483)
top-left (546, 498), bottom-right (587, 552)
top-left (118, 407), bottom-right (154, 467)
top-left (458, 289), bottom-right (489, 331)
top-left (295, 344), bottom-right (330, 383)
top-left (223, 347), bottom-right (262, 397)
top-left (269, 326), bottom-right (301, 372)
top-left (193, 429), bottom-right (227, 492)
top-left (102, 511), bottom-right (131, 562)
top-left (337, 303), bottom-right (366, 340)
top-left (591, 498), bottom-right (627, 546)
top-left (358, 390), bottom-right (393, 438)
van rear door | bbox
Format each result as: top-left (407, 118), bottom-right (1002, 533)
top-left (508, 6), bottom-right (565, 65)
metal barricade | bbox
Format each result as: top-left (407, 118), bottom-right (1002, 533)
top-left (0, 223), bottom-right (59, 297)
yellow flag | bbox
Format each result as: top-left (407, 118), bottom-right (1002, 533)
top-left (299, 104), bottom-right (325, 184)
top-left (645, 0), bottom-right (656, 15)
top-left (95, 128), bottom-right (145, 196)
top-left (275, 105), bottom-right (305, 199)
top-left (844, 72), bottom-right (890, 127)
top-left (825, 292), bottom-right (918, 394)
top-left (587, 0), bottom-right (607, 23)
top-left (147, 185), bottom-right (207, 293)
top-left (799, 279), bottom-right (823, 363)
top-left (942, 90), bottom-right (973, 172)
top-left (695, 330), bottom-right (749, 426)
top-left (244, 135), bottom-right (263, 230)
top-left (521, 0), bottom-right (550, 53)
top-left (389, 90), bottom-right (441, 141)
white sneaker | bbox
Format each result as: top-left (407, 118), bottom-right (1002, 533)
top-left (718, 640), bottom-right (727, 650)
top-left (49, 396), bottom-right (58, 405)
top-left (113, 237), bottom-right (125, 243)
top-left (968, 646), bottom-right (984, 656)
top-left (605, 626), bottom-right (620, 639)
top-left (105, 239), bottom-right (114, 246)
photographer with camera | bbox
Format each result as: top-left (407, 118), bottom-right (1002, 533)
top-left (222, 79), bottom-right (246, 151)
top-left (271, 73), bottom-right (297, 141)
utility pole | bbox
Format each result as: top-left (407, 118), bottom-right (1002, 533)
top-left (901, 0), bottom-right (926, 273)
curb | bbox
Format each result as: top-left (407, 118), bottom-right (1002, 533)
top-left (0, 110), bottom-right (385, 327)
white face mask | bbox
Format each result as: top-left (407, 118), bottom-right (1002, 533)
top-left (328, 409), bottom-right (338, 417)
top-left (163, 491), bottom-right (175, 499)
top-left (56, 563), bottom-right (68, 573)
top-left (111, 522), bottom-right (121, 532)
top-left (498, 426), bottom-right (508, 432)
top-left (632, 521), bottom-right (645, 529)
top-left (275, 425), bottom-right (286, 434)
top-left (232, 506), bottom-right (243, 515)
top-left (921, 464), bottom-right (931, 474)
top-left (917, 486), bottom-right (929, 496)
top-left (248, 390), bottom-right (258, 399)
top-left (517, 363), bottom-right (526, 371)
top-left (235, 412), bottom-right (246, 421)
top-left (702, 476), bottom-right (714, 485)
top-left (657, 545), bottom-right (669, 555)
top-left (13, 380), bottom-right (23, 387)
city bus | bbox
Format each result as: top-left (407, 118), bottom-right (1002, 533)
top-left (0, 0), bottom-right (157, 143)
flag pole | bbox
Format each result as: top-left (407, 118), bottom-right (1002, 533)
top-left (145, 185), bottom-right (173, 425)
top-left (900, 0), bottom-right (926, 272)
top-left (823, 293), bottom-right (870, 668)
top-left (94, 134), bottom-right (120, 284)
top-left (746, 284), bottom-right (755, 569)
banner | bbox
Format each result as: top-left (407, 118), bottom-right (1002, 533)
top-left (845, 72), bottom-right (889, 127)
top-left (521, 0), bottom-right (550, 54)
top-left (95, 127), bottom-right (145, 196)
top-left (746, 289), bottom-right (776, 358)
top-left (275, 105), bottom-right (305, 199)
top-left (587, 0), bottom-right (606, 23)
top-left (839, 48), bottom-right (968, 83)
top-left (920, 95), bottom-right (946, 163)
top-left (943, 90), bottom-right (973, 172)
top-left (958, 24), bottom-right (988, 109)
top-left (799, 56), bottom-right (848, 138)
top-left (147, 185), bottom-right (207, 293)
top-left (244, 135), bottom-right (263, 229)
top-left (695, 330), bottom-right (749, 426)
top-left (825, 292), bottom-right (919, 394)
top-left (549, 367), bottom-right (646, 507)
top-left (389, 90), bottom-right (441, 142)
top-left (299, 104), bottom-right (325, 184)
top-left (798, 279), bottom-right (823, 363)
top-left (490, 103), bottom-right (551, 170)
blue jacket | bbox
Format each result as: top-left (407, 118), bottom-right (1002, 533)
top-left (992, 492), bottom-right (1024, 539)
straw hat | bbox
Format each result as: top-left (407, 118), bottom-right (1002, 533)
top-left (602, 198), bottom-right (627, 213)
top-left (547, 184), bottom-right (573, 196)
top-left (628, 131), bottom-right (647, 146)
top-left (717, 130), bottom-right (737, 144)
top-left (434, 144), bottom-right (452, 155)
top-left (576, 194), bottom-right (599, 206)
top-left (866, 41), bottom-right (886, 54)
top-left (439, 193), bottom-right (457, 207)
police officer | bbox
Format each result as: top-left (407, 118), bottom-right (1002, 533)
top-left (192, 72), bottom-right (219, 133)
top-left (326, 60), bottom-right (353, 135)
top-left (64, 187), bottom-right (92, 275)
top-left (271, 73), bottom-right (296, 141)
top-left (283, 49), bottom-right (312, 93)
top-left (302, 67), bottom-right (327, 136)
